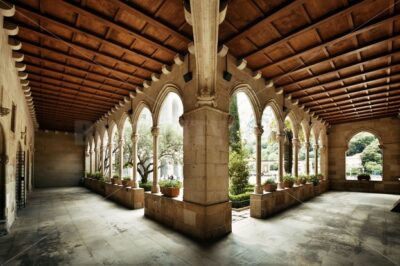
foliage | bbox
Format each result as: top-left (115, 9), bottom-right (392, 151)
top-left (357, 173), bottom-right (371, 180)
top-left (284, 128), bottom-right (293, 174)
top-left (159, 179), bottom-right (182, 188)
top-left (92, 172), bottom-right (104, 182)
top-left (229, 192), bottom-right (251, 208)
top-left (122, 177), bottom-right (131, 180)
top-left (347, 133), bottom-right (375, 156)
top-left (245, 184), bottom-right (255, 193)
top-left (360, 139), bottom-right (382, 173)
top-left (283, 175), bottom-right (295, 182)
top-left (112, 174), bottom-right (120, 179)
top-left (229, 94), bottom-right (242, 153)
top-left (229, 149), bottom-right (250, 195)
top-left (296, 175), bottom-right (307, 183)
top-left (139, 181), bottom-right (152, 191)
top-left (263, 178), bottom-right (276, 185)
top-left (135, 124), bottom-right (183, 183)
top-left (364, 161), bottom-right (382, 175)
top-left (307, 175), bottom-right (320, 186)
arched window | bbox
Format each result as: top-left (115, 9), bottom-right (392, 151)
top-left (298, 126), bottom-right (307, 175)
top-left (284, 117), bottom-right (294, 175)
top-left (158, 92), bottom-right (183, 181)
top-left (111, 126), bottom-right (119, 177)
top-left (228, 91), bottom-right (256, 194)
top-left (261, 106), bottom-right (279, 183)
top-left (309, 131), bottom-right (317, 175)
top-left (103, 133), bottom-right (109, 177)
top-left (121, 118), bottom-right (132, 178)
top-left (345, 132), bottom-right (382, 181)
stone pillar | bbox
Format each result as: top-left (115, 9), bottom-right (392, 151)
top-left (254, 125), bottom-right (264, 194)
top-left (320, 145), bottom-right (326, 180)
top-left (151, 126), bottom-right (160, 193)
top-left (314, 143), bottom-right (319, 176)
top-left (94, 145), bottom-right (98, 173)
top-left (100, 144), bottom-right (105, 176)
top-left (131, 134), bottom-right (139, 188)
top-left (292, 138), bottom-right (299, 177)
top-left (277, 132), bottom-right (285, 190)
top-left (89, 149), bottom-right (93, 174)
top-left (108, 142), bottom-right (113, 180)
top-left (305, 142), bottom-right (310, 176)
top-left (118, 138), bottom-right (124, 178)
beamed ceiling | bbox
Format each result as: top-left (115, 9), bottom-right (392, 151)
top-left (8, 0), bottom-right (400, 131)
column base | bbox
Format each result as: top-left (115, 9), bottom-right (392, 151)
top-left (254, 184), bottom-right (264, 194)
top-left (145, 193), bottom-right (232, 240)
top-left (151, 184), bottom-right (160, 193)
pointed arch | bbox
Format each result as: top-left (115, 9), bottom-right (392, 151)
top-left (262, 99), bottom-right (284, 133)
top-left (152, 83), bottom-right (183, 126)
top-left (230, 83), bottom-right (262, 125)
top-left (132, 101), bottom-right (152, 133)
top-left (345, 128), bottom-right (383, 147)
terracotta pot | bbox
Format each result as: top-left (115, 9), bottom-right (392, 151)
top-left (283, 180), bottom-right (294, 188)
top-left (264, 183), bottom-right (277, 192)
top-left (161, 187), bottom-right (180, 197)
top-left (122, 179), bottom-right (131, 187)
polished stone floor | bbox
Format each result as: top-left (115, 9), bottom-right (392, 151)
top-left (0, 187), bottom-right (399, 266)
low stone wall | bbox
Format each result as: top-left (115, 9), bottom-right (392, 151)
top-left (144, 193), bottom-right (232, 240)
top-left (250, 181), bottom-right (329, 219)
top-left (330, 180), bottom-right (400, 194)
top-left (84, 178), bottom-right (144, 209)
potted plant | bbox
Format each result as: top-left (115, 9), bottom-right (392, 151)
top-left (297, 175), bottom-right (307, 185)
top-left (283, 175), bottom-right (295, 188)
top-left (263, 178), bottom-right (277, 192)
top-left (122, 177), bottom-right (131, 187)
top-left (111, 175), bottom-right (120, 185)
top-left (357, 173), bottom-right (370, 181)
top-left (159, 179), bottom-right (182, 197)
top-left (317, 174), bottom-right (324, 180)
top-left (308, 175), bottom-right (320, 186)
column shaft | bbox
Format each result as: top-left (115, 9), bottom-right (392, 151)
top-left (314, 144), bottom-right (319, 176)
top-left (119, 138), bottom-right (124, 178)
top-left (108, 143), bottom-right (113, 180)
top-left (277, 133), bottom-right (284, 189)
top-left (254, 126), bottom-right (264, 194)
top-left (305, 142), bottom-right (310, 176)
top-left (100, 146), bottom-right (104, 176)
top-left (293, 138), bottom-right (299, 177)
top-left (131, 134), bottom-right (139, 188)
top-left (151, 127), bottom-right (160, 193)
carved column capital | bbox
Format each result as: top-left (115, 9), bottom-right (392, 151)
top-left (254, 126), bottom-right (264, 137)
top-left (131, 133), bottom-right (139, 143)
top-left (305, 142), bottom-right (310, 149)
top-left (151, 126), bottom-right (160, 137)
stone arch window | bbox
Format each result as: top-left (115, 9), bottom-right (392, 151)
top-left (298, 124), bottom-right (307, 175)
top-left (157, 92), bottom-right (183, 181)
top-left (309, 130), bottom-right (318, 175)
top-left (121, 117), bottom-right (133, 178)
top-left (345, 131), bottom-right (383, 181)
top-left (110, 125), bottom-right (120, 177)
top-left (136, 106), bottom-right (153, 185)
top-left (261, 105), bottom-right (280, 183)
top-left (228, 91), bottom-right (256, 193)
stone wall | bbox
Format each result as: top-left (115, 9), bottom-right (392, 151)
top-left (34, 131), bottom-right (84, 187)
top-left (328, 117), bottom-right (400, 193)
top-left (0, 17), bottom-right (35, 232)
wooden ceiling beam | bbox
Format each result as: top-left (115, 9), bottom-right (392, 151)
top-left (327, 110), bottom-right (399, 122)
top-left (35, 106), bottom-right (102, 118)
top-left (32, 92), bottom-right (111, 110)
top-left (281, 51), bottom-right (400, 89)
top-left (315, 96), bottom-right (400, 114)
top-left (23, 53), bottom-right (141, 89)
top-left (321, 104), bottom-right (400, 119)
top-left (29, 80), bottom-right (121, 102)
top-left (17, 25), bottom-right (156, 76)
top-left (223, 0), bottom-right (307, 44)
top-left (36, 112), bottom-right (96, 121)
top-left (329, 113), bottom-right (399, 124)
top-left (308, 89), bottom-right (400, 110)
top-left (15, 5), bottom-right (165, 69)
top-left (33, 100), bottom-right (105, 115)
top-left (238, 0), bottom-right (369, 59)
top-left (112, 0), bottom-right (191, 42)
top-left (59, 1), bottom-right (177, 55)
top-left (26, 64), bottom-right (132, 95)
top-left (27, 72), bottom-right (129, 97)
top-left (20, 40), bottom-right (146, 85)
top-left (254, 14), bottom-right (400, 72)
top-left (297, 72), bottom-right (400, 102)
top-left (273, 35), bottom-right (400, 82)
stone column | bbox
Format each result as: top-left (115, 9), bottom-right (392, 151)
top-left (292, 138), bottom-right (299, 177)
top-left (314, 143), bottom-right (319, 176)
top-left (118, 138), bottom-right (124, 178)
top-left (100, 144), bottom-right (105, 176)
top-left (151, 126), bottom-right (160, 193)
top-left (320, 145), bottom-right (326, 180)
top-left (277, 132), bottom-right (285, 190)
top-left (94, 145), bottom-right (98, 173)
top-left (131, 134), bottom-right (139, 188)
top-left (305, 142), bottom-right (310, 176)
top-left (254, 125), bottom-right (264, 194)
top-left (89, 149), bottom-right (93, 174)
top-left (108, 142), bottom-right (113, 180)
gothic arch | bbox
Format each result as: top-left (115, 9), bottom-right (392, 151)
top-left (262, 99), bottom-right (284, 133)
top-left (152, 83), bottom-right (183, 126)
top-left (345, 128), bottom-right (383, 148)
top-left (230, 83), bottom-right (262, 125)
top-left (132, 101), bottom-right (152, 133)
top-left (284, 111), bottom-right (299, 138)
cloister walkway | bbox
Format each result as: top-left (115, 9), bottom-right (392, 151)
top-left (0, 187), bottom-right (399, 265)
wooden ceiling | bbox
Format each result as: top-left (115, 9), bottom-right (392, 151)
top-left (220, 0), bottom-right (400, 124)
top-left (11, 0), bottom-right (192, 131)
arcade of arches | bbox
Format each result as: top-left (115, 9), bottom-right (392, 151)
top-left (0, 0), bottom-right (399, 264)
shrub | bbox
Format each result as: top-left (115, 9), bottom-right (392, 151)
top-left (159, 179), bottom-right (182, 188)
top-left (263, 178), bottom-right (276, 185)
top-left (283, 175), bottom-right (295, 182)
top-left (229, 192), bottom-right (251, 208)
top-left (112, 175), bottom-right (120, 179)
top-left (139, 181), bottom-right (152, 191)
top-left (122, 177), bottom-right (131, 180)
top-left (229, 150), bottom-right (249, 195)
top-left (297, 175), bottom-right (308, 182)
top-left (317, 174), bottom-right (324, 180)
top-left (92, 172), bottom-right (104, 181)
top-left (357, 173), bottom-right (371, 180)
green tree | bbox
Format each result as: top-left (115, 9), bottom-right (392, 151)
top-left (229, 149), bottom-right (249, 195)
top-left (347, 133), bottom-right (375, 156)
top-left (229, 94), bottom-right (241, 153)
top-left (135, 125), bottom-right (183, 183)
top-left (361, 139), bottom-right (382, 174)
top-left (284, 128), bottom-right (293, 174)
